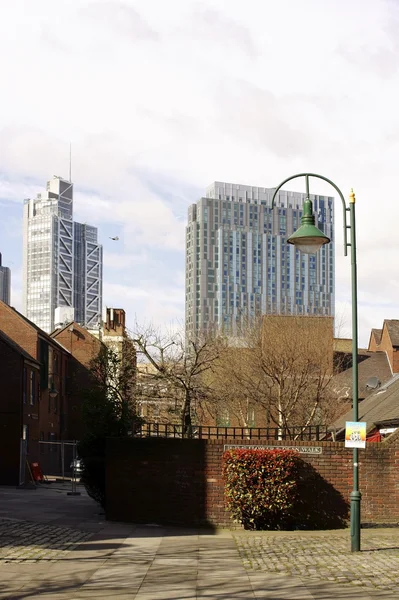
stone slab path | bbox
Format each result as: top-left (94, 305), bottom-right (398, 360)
top-left (0, 485), bottom-right (399, 598)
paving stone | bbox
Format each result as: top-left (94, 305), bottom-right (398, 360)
top-left (234, 529), bottom-right (399, 594)
top-left (0, 517), bottom-right (92, 564)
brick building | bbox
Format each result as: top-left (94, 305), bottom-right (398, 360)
top-left (0, 302), bottom-right (134, 484)
top-left (368, 320), bottom-right (399, 373)
top-left (0, 301), bottom-right (70, 442)
top-left (0, 330), bottom-right (40, 485)
top-left (51, 322), bottom-right (102, 441)
top-left (51, 308), bottom-right (132, 440)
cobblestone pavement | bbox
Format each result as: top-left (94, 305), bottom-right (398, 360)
top-left (0, 517), bottom-right (92, 563)
top-left (234, 528), bottom-right (399, 593)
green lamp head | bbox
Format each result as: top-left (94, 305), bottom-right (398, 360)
top-left (287, 197), bottom-right (330, 254)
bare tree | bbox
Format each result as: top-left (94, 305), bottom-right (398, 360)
top-left (131, 324), bottom-right (224, 437)
top-left (210, 315), bottom-right (341, 437)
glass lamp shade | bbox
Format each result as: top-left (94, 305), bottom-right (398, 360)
top-left (287, 205), bottom-right (330, 254)
top-left (288, 235), bottom-right (329, 254)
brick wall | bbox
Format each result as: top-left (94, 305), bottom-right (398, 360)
top-left (0, 302), bottom-right (38, 359)
top-left (374, 325), bottom-right (399, 373)
top-left (106, 437), bottom-right (399, 528)
top-left (0, 335), bottom-right (41, 484)
top-left (106, 438), bottom-right (207, 525)
top-left (0, 337), bottom-right (23, 485)
top-left (52, 324), bottom-right (101, 440)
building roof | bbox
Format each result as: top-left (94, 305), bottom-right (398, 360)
top-left (385, 320), bottom-right (399, 348)
top-left (0, 330), bottom-right (40, 365)
top-left (50, 321), bottom-right (75, 337)
top-left (332, 351), bottom-right (392, 401)
top-left (0, 301), bottom-right (70, 354)
top-left (331, 374), bottom-right (399, 433)
top-left (370, 328), bottom-right (383, 346)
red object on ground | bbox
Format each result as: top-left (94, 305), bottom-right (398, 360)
top-left (30, 462), bottom-right (44, 481)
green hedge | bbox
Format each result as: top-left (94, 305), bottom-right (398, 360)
top-left (222, 448), bottom-right (299, 530)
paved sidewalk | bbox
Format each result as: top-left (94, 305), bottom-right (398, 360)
top-left (0, 485), bottom-right (398, 598)
top-left (235, 529), bottom-right (399, 598)
top-left (0, 524), bottom-right (397, 599)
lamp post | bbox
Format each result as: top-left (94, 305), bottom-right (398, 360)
top-left (271, 173), bottom-right (360, 552)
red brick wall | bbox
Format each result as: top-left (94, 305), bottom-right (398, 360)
top-left (106, 438), bottom-right (206, 525)
top-left (53, 324), bottom-right (101, 368)
top-left (0, 336), bottom-right (41, 484)
top-left (0, 302), bottom-right (38, 359)
top-left (0, 303), bottom-right (71, 448)
top-left (52, 324), bottom-right (101, 440)
top-left (106, 437), bottom-right (399, 528)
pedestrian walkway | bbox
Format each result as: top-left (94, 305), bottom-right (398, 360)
top-left (0, 485), bottom-right (398, 598)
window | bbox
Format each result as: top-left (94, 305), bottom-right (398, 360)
top-left (23, 424), bottom-right (29, 453)
top-left (40, 339), bottom-right (49, 389)
top-left (54, 352), bottom-right (59, 375)
top-left (23, 367), bottom-right (27, 404)
top-left (247, 408), bottom-right (256, 428)
top-left (30, 371), bottom-right (36, 405)
top-left (216, 408), bottom-right (230, 427)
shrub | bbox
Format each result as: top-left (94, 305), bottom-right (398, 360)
top-left (222, 448), bottom-right (299, 530)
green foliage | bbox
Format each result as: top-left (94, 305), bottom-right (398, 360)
top-left (78, 342), bottom-right (141, 508)
top-left (222, 449), bottom-right (299, 530)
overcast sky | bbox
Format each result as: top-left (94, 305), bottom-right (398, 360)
top-left (1, 0), bottom-right (398, 347)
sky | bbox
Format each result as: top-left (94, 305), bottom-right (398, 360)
top-left (1, 0), bottom-right (399, 347)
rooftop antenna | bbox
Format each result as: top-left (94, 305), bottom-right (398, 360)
top-left (69, 142), bottom-right (72, 182)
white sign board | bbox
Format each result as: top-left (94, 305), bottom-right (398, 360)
top-left (345, 422), bottom-right (366, 449)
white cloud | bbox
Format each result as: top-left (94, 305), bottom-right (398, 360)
top-left (1, 0), bottom-right (399, 346)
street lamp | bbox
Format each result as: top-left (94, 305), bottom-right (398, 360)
top-left (271, 173), bottom-right (360, 552)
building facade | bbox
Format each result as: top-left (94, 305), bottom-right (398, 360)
top-left (0, 301), bottom-right (71, 483)
top-left (22, 176), bottom-right (103, 333)
top-left (0, 253), bottom-right (11, 304)
top-left (0, 329), bottom-right (40, 485)
top-left (185, 181), bottom-right (334, 339)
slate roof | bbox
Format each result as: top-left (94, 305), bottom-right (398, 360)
top-left (331, 374), bottom-right (399, 433)
top-left (385, 320), bottom-right (399, 348)
top-left (332, 351), bottom-right (392, 401)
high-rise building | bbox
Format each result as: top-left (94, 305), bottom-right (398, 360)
top-left (185, 181), bottom-right (334, 339)
top-left (0, 253), bottom-right (11, 304)
top-left (23, 175), bottom-right (103, 333)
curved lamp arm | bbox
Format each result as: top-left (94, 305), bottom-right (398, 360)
top-left (271, 172), bottom-right (349, 256)
top-left (272, 171), bottom-right (360, 552)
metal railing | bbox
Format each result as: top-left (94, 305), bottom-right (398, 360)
top-left (133, 422), bottom-right (328, 441)
top-left (37, 441), bottom-right (78, 480)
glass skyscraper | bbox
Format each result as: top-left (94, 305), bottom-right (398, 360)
top-left (185, 181), bottom-right (334, 339)
top-left (0, 253), bottom-right (11, 305)
top-left (23, 176), bottom-right (103, 333)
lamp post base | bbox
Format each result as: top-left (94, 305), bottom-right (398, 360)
top-left (350, 490), bottom-right (361, 552)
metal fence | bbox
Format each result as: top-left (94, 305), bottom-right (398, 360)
top-left (37, 440), bottom-right (78, 480)
top-left (133, 422), bottom-right (328, 441)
